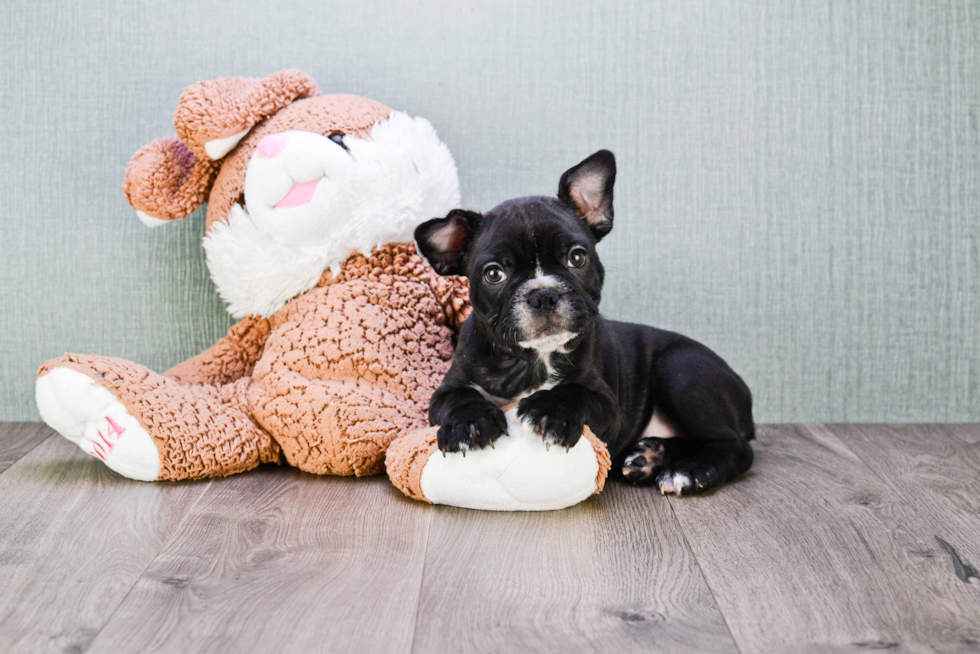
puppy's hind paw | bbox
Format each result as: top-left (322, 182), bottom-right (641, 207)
top-left (621, 438), bottom-right (668, 485)
top-left (655, 470), bottom-right (694, 495)
top-left (656, 453), bottom-right (737, 495)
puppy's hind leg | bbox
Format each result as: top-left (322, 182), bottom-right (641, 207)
top-left (655, 433), bottom-right (753, 495)
top-left (647, 338), bottom-right (756, 495)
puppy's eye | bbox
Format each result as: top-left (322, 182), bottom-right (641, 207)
top-left (329, 133), bottom-right (348, 150)
top-left (483, 264), bottom-right (507, 285)
top-left (568, 246), bottom-right (588, 268)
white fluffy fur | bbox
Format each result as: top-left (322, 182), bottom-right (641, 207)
top-left (204, 112), bottom-right (461, 318)
top-left (204, 205), bottom-right (336, 318)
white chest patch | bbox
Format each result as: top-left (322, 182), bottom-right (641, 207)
top-left (471, 379), bottom-right (559, 407)
top-left (517, 331), bottom-right (577, 355)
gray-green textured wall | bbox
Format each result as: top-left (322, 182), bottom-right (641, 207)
top-left (1, 1), bottom-right (978, 422)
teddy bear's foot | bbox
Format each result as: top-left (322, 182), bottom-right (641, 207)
top-left (387, 406), bottom-right (612, 511)
top-left (36, 367), bottom-right (160, 481)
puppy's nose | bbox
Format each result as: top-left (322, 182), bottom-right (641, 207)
top-left (528, 288), bottom-right (559, 312)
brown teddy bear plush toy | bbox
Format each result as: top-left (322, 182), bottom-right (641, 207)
top-left (35, 70), bottom-right (469, 481)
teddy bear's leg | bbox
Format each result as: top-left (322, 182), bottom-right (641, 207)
top-left (249, 376), bottom-right (428, 477)
top-left (37, 354), bottom-right (280, 481)
top-left (162, 315), bottom-right (271, 387)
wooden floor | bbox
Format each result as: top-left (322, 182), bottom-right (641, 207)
top-left (1, 424), bottom-right (978, 653)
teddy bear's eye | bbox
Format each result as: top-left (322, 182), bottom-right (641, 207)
top-left (329, 133), bottom-right (347, 150)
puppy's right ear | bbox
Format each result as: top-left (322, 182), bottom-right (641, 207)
top-left (558, 150), bottom-right (616, 241)
top-left (414, 209), bottom-right (483, 276)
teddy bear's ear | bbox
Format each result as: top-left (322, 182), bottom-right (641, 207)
top-left (174, 70), bottom-right (319, 161)
top-left (123, 136), bottom-right (217, 226)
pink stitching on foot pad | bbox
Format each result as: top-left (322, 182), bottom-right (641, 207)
top-left (91, 416), bottom-right (126, 461)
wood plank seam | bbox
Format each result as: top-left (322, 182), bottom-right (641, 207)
top-left (0, 430), bottom-right (51, 478)
top-left (81, 474), bottom-right (433, 653)
top-left (411, 483), bottom-right (740, 653)
top-left (813, 423), bottom-right (897, 490)
top-left (408, 505), bottom-right (434, 654)
top-left (833, 423), bottom-right (980, 593)
top-left (664, 494), bottom-right (745, 654)
top-left (82, 478), bottom-right (215, 653)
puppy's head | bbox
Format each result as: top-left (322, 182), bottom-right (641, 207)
top-left (415, 150), bottom-right (616, 355)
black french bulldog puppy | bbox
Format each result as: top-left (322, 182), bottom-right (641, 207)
top-left (414, 151), bottom-right (754, 495)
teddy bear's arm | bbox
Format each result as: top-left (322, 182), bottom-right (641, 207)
top-left (163, 315), bottom-right (271, 386)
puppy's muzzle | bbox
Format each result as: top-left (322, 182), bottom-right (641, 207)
top-left (527, 288), bottom-right (560, 314)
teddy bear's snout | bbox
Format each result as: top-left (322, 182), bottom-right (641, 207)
top-left (245, 130), bottom-right (351, 211)
top-left (256, 133), bottom-right (289, 159)
top-left (236, 129), bottom-right (360, 251)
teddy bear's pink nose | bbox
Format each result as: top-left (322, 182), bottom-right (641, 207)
top-left (256, 133), bottom-right (288, 159)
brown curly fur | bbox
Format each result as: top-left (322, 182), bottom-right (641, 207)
top-left (39, 243), bottom-right (469, 480)
top-left (41, 72), bottom-right (468, 481)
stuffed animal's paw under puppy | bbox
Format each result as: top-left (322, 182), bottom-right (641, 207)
top-left (387, 406), bottom-right (610, 511)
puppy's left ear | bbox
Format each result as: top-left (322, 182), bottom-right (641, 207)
top-left (558, 150), bottom-right (616, 241)
top-left (415, 209), bottom-right (483, 276)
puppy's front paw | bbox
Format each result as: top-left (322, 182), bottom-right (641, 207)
top-left (517, 390), bottom-right (585, 450)
top-left (437, 401), bottom-right (508, 454)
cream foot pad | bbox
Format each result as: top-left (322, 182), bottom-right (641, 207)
top-left (386, 407), bottom-right (611, 511)
top-left (36, 367), bottom-right (161, 481)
